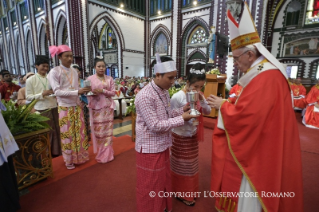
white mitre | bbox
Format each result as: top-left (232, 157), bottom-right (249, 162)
top-left (227, 2), bottom-right (287, 78)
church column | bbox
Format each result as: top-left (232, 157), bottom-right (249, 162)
top-left (174, 0), bottom-right (183, 77)
top-left (44, 0), bottom-right (56, 65)
top-left (144, 0), bottom-right (150, 77)
top-left (28, 0), bottom-right (39, 55)
top-left (65, 0), bottom-right (88, 71)
top-left (16, 2), bottom-right (28, 75)
top-left (7, 8), bottom-right (19, 74)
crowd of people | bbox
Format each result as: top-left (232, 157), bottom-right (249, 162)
top-left (1, 3), bottom-right (317, 212)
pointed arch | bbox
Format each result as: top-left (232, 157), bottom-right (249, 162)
top-left (180, 17), bottom-right (209, 75)
top-left (55, 10), bottom-right (68, 46)
top-left (89, 11), bottom-right (124, 76)
top-left (26, 30), bottom-right (35, 73)
top-left (38, 20), bottom-right (49, 56)
top-left (15, 33), bottom-right (25, 75)
top-left (150, 24), bottom-right (171, 56)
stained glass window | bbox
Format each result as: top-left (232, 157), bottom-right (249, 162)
top-left (306, 0), bottom-right (319, 24)
top-left (108, 28), bottom-right (113, 49)
top-left (189, 26), bottom-right (206, 44)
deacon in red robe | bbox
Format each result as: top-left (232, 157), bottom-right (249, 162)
top-left (293, 78), bottom-right (307, 109)
top-left (228, 83), bottom-right (242, 104)
top-left (302, 79), bottom-right (319, 129)
top-left (0, 70), bottom-right (21, 101)
top-left (207, 4), bottom-right (303, 212)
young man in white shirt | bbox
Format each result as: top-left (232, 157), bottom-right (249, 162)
top-left (26, 55), bottom-right (61, 157)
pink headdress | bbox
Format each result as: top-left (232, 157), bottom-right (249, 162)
top-left (49, 45), bottom-right (72, 58)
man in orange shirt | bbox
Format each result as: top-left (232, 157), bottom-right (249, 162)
top-left (0, 70), bottom-right (21, 101)
top-left (227, 83), bottom-right (242, 104)
top-left (302, 79), bottom-right (319, 129)
top-left (207, 3), bottom-right (303, 212)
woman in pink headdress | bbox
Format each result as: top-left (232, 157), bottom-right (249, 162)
top-left (47, 45), bottom-right (91, 169)
top-left (87, 56), bottom-right (115, 163)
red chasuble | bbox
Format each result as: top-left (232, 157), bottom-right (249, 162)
top-left (303, 85), bottom-right (319, 128)
top-left (228, 84), bottom-right (243, 104)
top-left (211, 66), bottom-right (303, 212)
top-left (292, 84), bottom-right (306, 97)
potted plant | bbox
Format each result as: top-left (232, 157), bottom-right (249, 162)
top-left (1, 99), bottom-right (53, 190)
top-left (1, 100), bottom-right (50, 135)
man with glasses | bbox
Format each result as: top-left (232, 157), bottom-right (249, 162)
top-left (207, 3), bottom-right (303, 212)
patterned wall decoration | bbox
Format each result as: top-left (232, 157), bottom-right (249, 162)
top-left (279, 58), bottom-right (306, 78)
top-left (309, 58), bottom-right (319, 79)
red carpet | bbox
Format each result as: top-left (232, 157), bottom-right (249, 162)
top-left (28, 135), bottom-right (135, 192)
top-left (19, 114), bottom-right (319, 212)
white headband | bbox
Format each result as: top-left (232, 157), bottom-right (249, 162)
top-left (190, 68), bottom-right (205, 74)
top-left (154, 53), bottom-right (176, 74)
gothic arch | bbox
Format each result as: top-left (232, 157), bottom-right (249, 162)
top-left (89, 12), bottom-right (125, 50)
top-left (55, 10), bottom-right (67, 46)
top-left (25, 30), bottom-right (35, 72)
top-left (15, 33), bottom-right (25, 75)
top-left (180, 17), bottom-right (209, 75)
top-left (38, 20), bottom-right (47, 55)
top-left (187, 49), bottom-right (207, 63)
top-left (150, 24), bottom-right (171, 56)
top-left (89, 12), bottom-right (124, 76)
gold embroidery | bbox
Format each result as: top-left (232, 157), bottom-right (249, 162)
top-left (219, 101), bottom-right (267, 212)
top-left (231, 202), bottom-right (236, 212)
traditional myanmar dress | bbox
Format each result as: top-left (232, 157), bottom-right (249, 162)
top-left (79, 79), bottom-right (90, 141)
top-left (47, 65), bottom-right (89, 168)
top-left (112, 88), bottom-right (127, 116)
top-left (302, 84), bottom-right (319, 129)
top-left (170, 90), bottom-right (211, 202)
top-left (87, 74), bottom-right (115, 163)
top-left (0, 100), bottom-right (20, 211)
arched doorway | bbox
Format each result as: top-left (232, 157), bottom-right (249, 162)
top-left (26, 31), bottom-right (35, 72)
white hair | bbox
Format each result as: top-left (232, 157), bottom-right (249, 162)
top-left (238, 44), bottom-right (260, 56)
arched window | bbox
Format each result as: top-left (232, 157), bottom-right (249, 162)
top-left (286, 1), bottom-right (301, 26)
top-left (99, 24), bottom-right (116, 50)
top-left (108, 28), bottom-right (113, 49)
top-left (62, 23), bottom-right (68, 45)
top-left (154, 33), bottom-right (168, 55)
top-left (188, 26), bottom-right (207, 44)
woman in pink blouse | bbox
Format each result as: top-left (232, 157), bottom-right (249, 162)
top-left (87, 57), bottom-right (116, 163)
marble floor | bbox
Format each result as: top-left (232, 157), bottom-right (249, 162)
top-left (113, 115), bottom-right (133, 137)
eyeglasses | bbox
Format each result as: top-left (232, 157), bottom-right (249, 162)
top-left (233, 50), bottom-right (249, 62)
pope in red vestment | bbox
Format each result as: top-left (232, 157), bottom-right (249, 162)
top-left (302, 81), bottom-right (319, 129)
top-left (207, 4), bottom-right (303, 212)
top-left (228, 84), bottom-right (242, 104)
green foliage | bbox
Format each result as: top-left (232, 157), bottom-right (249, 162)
top-left (206, 68), bottom-right (220, 75)
top-left (1, 100), bottom-right (50, 136)
top-left (126, 96), bottom-right (136, 115)
top-left (168, 86), bottom-right (182, 98)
